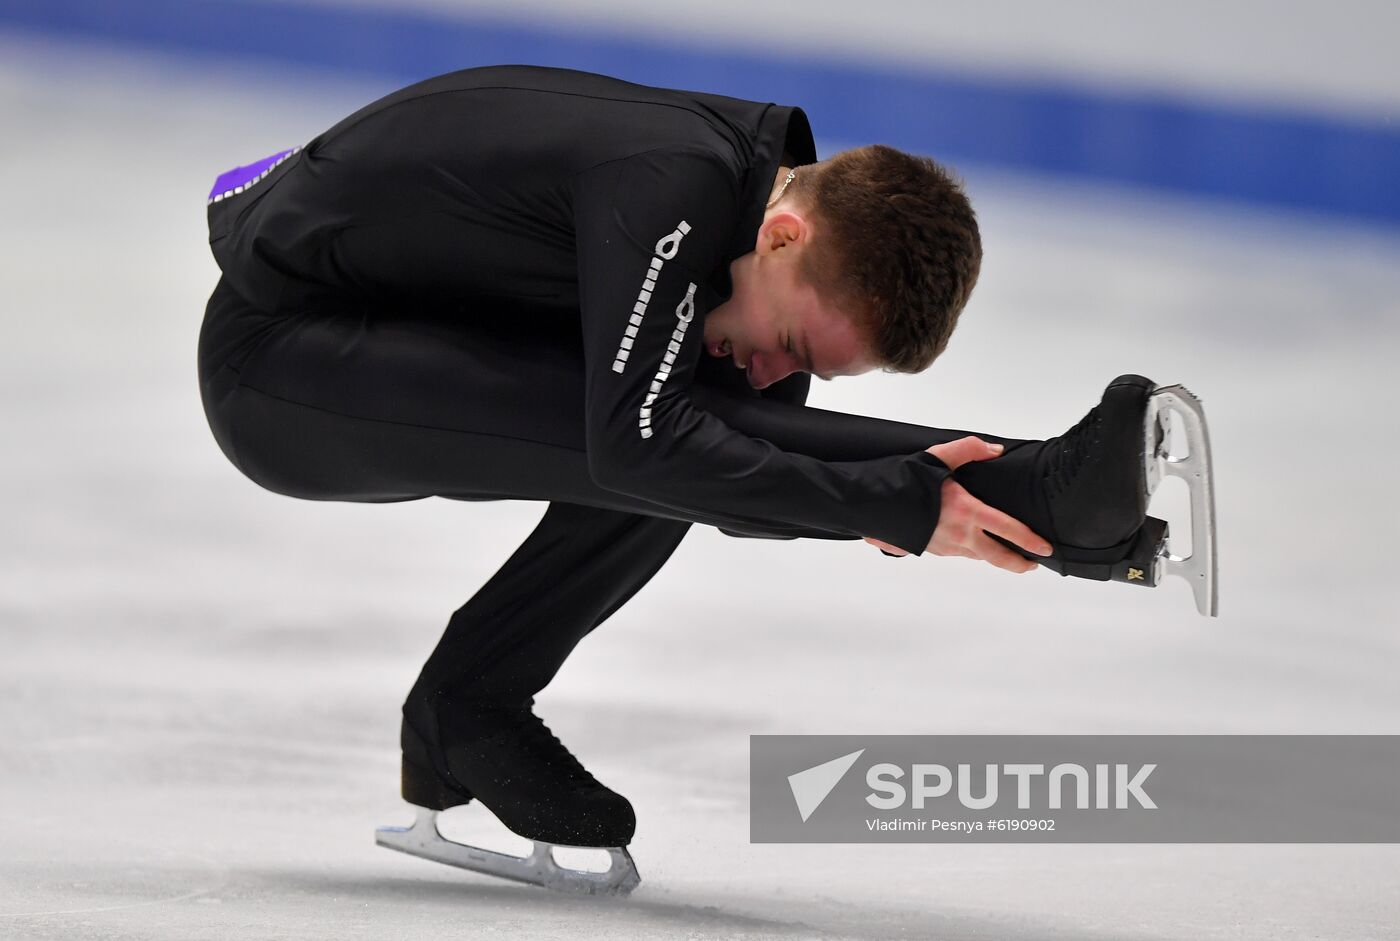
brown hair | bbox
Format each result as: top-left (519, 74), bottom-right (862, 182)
top-left (785, 145), bottom-right (982, 373)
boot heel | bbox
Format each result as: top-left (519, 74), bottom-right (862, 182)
top-left (1109, 516), bottom-right (1168, 588)
top-left (402, 757), bottom-right (473, 811)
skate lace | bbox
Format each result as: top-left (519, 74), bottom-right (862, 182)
top-left (1044, 405), bottom-right (1101, 496)
top-left (516, 710), bottom-right (603, 792)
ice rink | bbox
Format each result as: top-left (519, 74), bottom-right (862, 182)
top-left (3, 36), bottom-right (1399, 940)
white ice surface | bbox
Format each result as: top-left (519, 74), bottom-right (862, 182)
top-left (2, 36), bottom-right (1399, 941)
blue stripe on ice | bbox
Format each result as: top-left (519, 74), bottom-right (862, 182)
top-left (3, 0), bottom-right (1398, 225)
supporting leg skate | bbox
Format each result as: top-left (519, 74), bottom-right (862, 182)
top-left (378, 707), bottom-right (642, 895)
top-left (376, 805), bottom-right (641, 896)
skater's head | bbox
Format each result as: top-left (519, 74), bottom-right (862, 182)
top-left (704, 144), bottom-right (981, 390)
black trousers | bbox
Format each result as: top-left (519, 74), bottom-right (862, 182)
top-left (196, 276), bottom-right (1032, 713)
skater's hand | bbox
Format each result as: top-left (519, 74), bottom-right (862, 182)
top-left (862, 436), bottom-right (1052, 574)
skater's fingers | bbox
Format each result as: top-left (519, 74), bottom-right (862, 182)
top-left (928, 479), bottom-right (1046, 573)
top-left (863, 535), bottom-right (909, 557)
top-left (978, 507), bottom-right (1053, 558)
top-left (973, 532), bottom-right (1040, 574)
top-left (925, 436), bottom-right (1004, 472)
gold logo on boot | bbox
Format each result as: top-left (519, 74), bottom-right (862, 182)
top-left (1127, 567), bottom-right (1144, 581)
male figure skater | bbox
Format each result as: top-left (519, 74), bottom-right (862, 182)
top-left (198, 65), bottom-right (1215, 894)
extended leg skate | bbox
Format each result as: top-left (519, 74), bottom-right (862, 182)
top-left (960, 375), bottom-right (1218, 616)
top-left (375, 704), bottom-right (641, 896)
top-left (1139, 383), bottom-right (1218, 616)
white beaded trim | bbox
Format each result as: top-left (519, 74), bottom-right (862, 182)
top-left (612, 220), bottom-right (691, 374)
top-left (208, 145), bottom-right (303, 205)
top-left (638, 281), bottom-right (697, 439)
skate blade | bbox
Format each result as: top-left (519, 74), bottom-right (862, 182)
top-left (375, 806), bottom-right (641, 897)
top-left (1144, 384), bottom-right (1219, 616)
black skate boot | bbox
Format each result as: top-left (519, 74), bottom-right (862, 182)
top-left (955, 374), bottom-right (1218, 614)
top-left (377, 698), bottom-right (641, 895)
top-left (430, 700), bottom-right (635, 848)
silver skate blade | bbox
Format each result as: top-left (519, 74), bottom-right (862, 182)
top-left (1145, 384), bottom-right (1219, 616)
top-left (375, 806), bottom-right (641, 897)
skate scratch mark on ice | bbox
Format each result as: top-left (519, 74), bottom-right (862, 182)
top-left (0, 849), bottom-right (229, 919)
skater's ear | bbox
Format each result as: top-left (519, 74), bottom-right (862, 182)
top-left (755, 209), bottom-right (810, 256)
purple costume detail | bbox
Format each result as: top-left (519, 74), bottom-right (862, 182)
top-left (208, 149), bottom-right (296, 200)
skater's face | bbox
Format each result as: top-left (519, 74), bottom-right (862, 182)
top-left (703, 208), bottom-right (878, 391)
